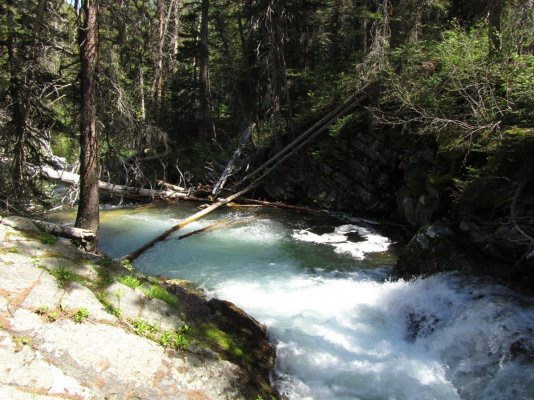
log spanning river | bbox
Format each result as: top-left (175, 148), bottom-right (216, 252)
top-left (66, 204), bottom-right (534, 399)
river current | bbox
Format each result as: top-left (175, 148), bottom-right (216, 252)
top-left (65, 204), bottom-right (534, 399)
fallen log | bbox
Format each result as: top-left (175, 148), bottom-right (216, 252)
top-left (176, 216), bottom-right (256, 240)
top-left (42, 166), bottom-right (203, 202)
top-left (237, 198), bottom-right (326, 215)
top-left (1, 215), bottom-right (96, 247)
top-left (176, 217), bottom-right (233, 240)
top-left (123, 89), bottom-right (370, 262)
top-left (122, 181), bottom-right (259, 262)
top-left (156, 179), bottom-right (186, 193)
top-left (235, 86), bottom-right (369, 188)
top-left (212, 123), bottom-right (255, 196)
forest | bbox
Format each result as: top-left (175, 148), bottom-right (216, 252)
top-left (1, 0), bottom-right (533, 264)
top-left (1, 1), bottom-right (534, 399)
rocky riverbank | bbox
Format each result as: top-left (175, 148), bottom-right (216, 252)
top-left (0, 215), bottom-right (277, 400)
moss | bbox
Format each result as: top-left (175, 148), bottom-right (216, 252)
top-left (95, 266), bottom-right (116, 289)
top-left (193, 323), bottom-right (250, 362)
top-left (143, 284), bottom-right (179, 308)
top-left (95, 292), bottom-right (121, 317)
top-left (0, 247), bottom-right (19, 254)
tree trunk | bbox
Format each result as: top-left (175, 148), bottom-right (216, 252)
top-left (488, 0), bottom-right (503, 56)
top-left (7, 0), bottom-right (28, 200)
top-left (266, 0), bottom-right (292, 148)
top-left (153, 0), bottom-right (165, 113)
top-left (75, 0), bottom-right (100, 240)
top-left (198, 0), bottom-right (215, 140)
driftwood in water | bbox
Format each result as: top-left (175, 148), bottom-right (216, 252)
top-left (123, 89), bottom-right (369, 261)
top-left (176, 216), bottom-right (256, 240)
top-left (123, 182), bottom-right (259, 261)
top-left (236, 198), bottom-right (326, 215)
top-left (176, 217), bottom-right (232, 240)
top-left (42, 166), bottom-right (202, 202)
top-left (212, 123), bottom-right (255, 196)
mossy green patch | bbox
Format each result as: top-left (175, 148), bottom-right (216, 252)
top-left (194, 324), bottom-right (250, 362)
top-left (0, 247), bottom-right (19, 254)
top-left (95, 266), bottom-right (116, 289)
top-left (143, 284), bottom-right (179, 308)
top-left (95, 292), bottom-right (121, 317)
top-left (117, 274), bottom-right (141, 289)
top-left (49, 265), bottom-right (85, 288)
top-left (40, 232), bottom-right (58, 245)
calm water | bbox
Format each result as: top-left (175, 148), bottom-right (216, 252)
top-left (52, 204), bottom-right (534, 399)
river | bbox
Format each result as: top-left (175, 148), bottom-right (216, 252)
top-left (54, 203), bottom-right (534, 399)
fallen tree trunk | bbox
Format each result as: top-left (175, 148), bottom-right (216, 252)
top-left (122, 181), bottom-right (259, 262)
top-left (212, 123), bottom-right (255, 196)
top-left (156, 179), bottom-right (186, 193)
top-left (236, 198), bottom-right (326, 215)
top-left (123, 89), bottom-right (369, 262)
top-left (42, 166), bottom-right (203, 202)
top-left (235, 86), bottom-right (369, 187)
top-left (1, 215), bottom-right (96, 247)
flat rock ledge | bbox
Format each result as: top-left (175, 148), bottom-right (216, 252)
top-left (0, 215), bottom-right (278, 400)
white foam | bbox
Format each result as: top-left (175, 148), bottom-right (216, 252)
top-left (97, 208), bottom-right (534, 400)
top-left (213, 273), bottom-right (534, 400)
top-left (292, 224), bottom-right (391, 259)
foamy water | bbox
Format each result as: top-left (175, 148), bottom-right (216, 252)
top-left (95, 205), bottom-right (534, 400)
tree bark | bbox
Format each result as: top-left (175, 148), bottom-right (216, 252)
top-left (75, 0), bottom-right (100, 240)
top-left (266, 0), bottom-right (293, 147)
top-left (488, 0), bottom-right (503, 55)
top-left (198, 0), bottom-right (215, 140)
top-left (6, 0), bottom-right (28, 200)
top-left (41, 166), bottom-right (202, 202)
top-left (212, 123), bottom-right (255, 196)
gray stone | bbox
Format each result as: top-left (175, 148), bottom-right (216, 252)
top-left (61, 283), bottom-right (118, 323)
top-left (1, 216), bottom-right (40, 233)
top-left (105, 282), bottom-right (182, 330)
top-left (0, 259), bottom-right (43, 294)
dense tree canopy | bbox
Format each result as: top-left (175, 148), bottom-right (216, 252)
top-left (0, 0), bottom-right (532, 228)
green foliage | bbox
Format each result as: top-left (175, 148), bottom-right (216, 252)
top-left (143, 285), bottom-right (179, 308)
top-left (48, 311), bottom-right (58, 322)
top-left (131, 319), bottom-right (190, 349)
top-left (132, 319), bottom-right (159, 340)
top-left (379, 19), bottom-right (532, 155)
top-left (40, 232), bottom-right (58, 245)
top-left (50, 266), bottom-right (83, 289)
top-left (456, 135), bottom-right (534, 218)
top-left (14, 336), bottom-right (32, 351)
top-left (72, 308), bottom-right (89, 323)
top-left (51, 134), bottom-right (78, 163)
top-left (117, 274), bottom-right (141, 289)
top-left (96, 292), bottom-right (121, 317)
